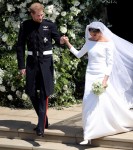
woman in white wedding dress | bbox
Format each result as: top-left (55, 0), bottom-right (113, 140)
top-left (63, 21), bottom-right (133, 145)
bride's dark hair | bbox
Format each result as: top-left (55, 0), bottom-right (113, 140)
top-left (88, 28), bottom-right (100, 33)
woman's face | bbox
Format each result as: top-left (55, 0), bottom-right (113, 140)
top-left (89, 31), bottom-right (102, 41)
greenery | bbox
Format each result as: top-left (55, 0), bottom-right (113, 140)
top-left (0, 0), bottom-right (107, 109)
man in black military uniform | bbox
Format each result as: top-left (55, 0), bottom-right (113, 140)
top-left (16, 2), bottom-right (65, 136)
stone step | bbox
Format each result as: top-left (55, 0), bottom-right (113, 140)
top-left (0, 106), bottom-right (133, 150)
top-left (0, 127), bottom-right (133, 150)
top-left (0, 137), bottom-right (125, 150)
top-left (0, 125), bottom-right (82, 144)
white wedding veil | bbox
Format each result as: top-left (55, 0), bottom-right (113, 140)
top-left (85, 21), bottom-right (133, 108)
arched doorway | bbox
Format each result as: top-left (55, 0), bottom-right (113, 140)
top-left (106, 0), bottom-right (133, 43)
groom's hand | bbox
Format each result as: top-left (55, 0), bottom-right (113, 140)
top-left (60, 35), bottom-right (69, 44)
top-left (60, 35), bottom-right (66, 44)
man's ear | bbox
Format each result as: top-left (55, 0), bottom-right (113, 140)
top-left (30, 12), bottom-right (33, 17)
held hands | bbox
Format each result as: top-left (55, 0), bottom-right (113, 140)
top-left (63, 35), bottom-right (69, 43)
top-left (60, 35), bottom-right (72, 49)
top-left (60, 35), bottom-right (69, 44)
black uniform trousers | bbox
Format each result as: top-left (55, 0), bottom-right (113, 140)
top-left (30, 61), bottom-right (48, 134)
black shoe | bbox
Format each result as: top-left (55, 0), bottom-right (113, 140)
top-left (36, 129), bottom-right (44, 137)
top-left (33, 126), bottom-right (38, 131)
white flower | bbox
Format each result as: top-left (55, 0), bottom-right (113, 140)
top-left (45, 5), bottom-right (54, 14)
top-left (26, 0), bottom-right (32, 3)
top-left (60, 26), bottom-right (67, 34)
top-left (5, 21), bottom-right (9, 28)
top-left (19, 12), bottom-right (26, 19)
top-left (68, 31), bottom-right (76, 39)
top-left (86, 2), bottom-right (90, 6)
top-left (7, 81), bottom-right (10, 85)
top-left (73, 1), bottom-right (80, 6)
top-left (21, 8), bottom-right (27, 13)
top-left (2, 34), bottom-right (8, 42)
top-left (0, 68), bottom-right (4, 77)
top-left (39, 0), bottom-right (49, 3)
top-left (7, 4), bottom-right (15, 12)
top-left (70, 6), bottom-right (81, 16)
top-left (12, 21), bottom-right (20, 31)
top-left (22, 93), bottom-right (28, 100)
top-left (0, 0), bottom-right (4, 3)
top-left (0, 77), bottom-right (3, 84)
top-left (53, 54), bottom-right (60, 62)
top-left (7, 94), bottom-right (13, 101)
top-left (80, 4), bottom-right (85, 9)
top-left (61, 11), bottom-right (66, 16)
top-left (63, 85), bottom-right (68, 91)
top-left (69, 16), bottom-right (73, 21)
top-left (16, 90), bottom-right (22, 98)
top-left (49, 10), bottom-right (60, 21)
top-left (20, 2), bottom-right (26, 8)
top-left (11, 86), bottom-right (16, 92)
top-left (53, 9), bottom-right (60, 16)
top-left (9, 74), bottom-right (13, 78)
top-left (0, 85), bottom-right (6, 92)
top-left (8, 46), bottom-right (12, 50)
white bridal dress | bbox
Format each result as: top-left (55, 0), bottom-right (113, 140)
top-left (69, 39), bottom-right (133, 141)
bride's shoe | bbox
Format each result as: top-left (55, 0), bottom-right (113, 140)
top-left (79, 139), bottom-right (91, 145)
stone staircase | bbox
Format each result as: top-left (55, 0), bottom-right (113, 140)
top-left (0, 106), bottom-right (133, 150)
top-left (0, 126), bottom-right (133, 150)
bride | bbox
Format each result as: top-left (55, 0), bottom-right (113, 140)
top-left (63, 21), bottom-right (133, 145)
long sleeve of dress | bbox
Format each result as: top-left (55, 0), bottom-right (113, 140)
top-left (104, 43), bottom-right (114, 76)
top-left (69, 43), bottom-right (88, 58)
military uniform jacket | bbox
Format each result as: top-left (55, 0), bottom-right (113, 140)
top-left (16, 19), bottom-right (62, 97)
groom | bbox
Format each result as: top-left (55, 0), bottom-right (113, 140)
top-left (16, 2), bottom-right (66, 136)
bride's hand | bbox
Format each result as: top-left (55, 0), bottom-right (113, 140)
top-left (102, 80), bottom-right (108, 88)
top-left (102, 75), bottom-right (109, 88)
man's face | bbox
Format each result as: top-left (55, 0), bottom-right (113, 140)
top-left (31, 10), bottom-right (44, 23)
